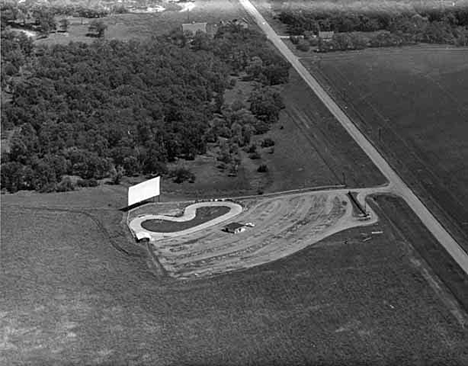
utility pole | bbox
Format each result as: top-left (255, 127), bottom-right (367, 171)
top-left (342, 172), bottom-right (346, 186)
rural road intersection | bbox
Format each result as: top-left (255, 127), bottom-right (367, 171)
top-left (239, 0), bottom-right (468, 275)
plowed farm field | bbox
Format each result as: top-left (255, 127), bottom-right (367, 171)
top-left (302, 46), bottom-right (468, 248)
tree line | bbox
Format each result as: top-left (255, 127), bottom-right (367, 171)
top-left (279, 6), bottom-right (468, 50)
top-left (1, 24), bottom-right (289, 193)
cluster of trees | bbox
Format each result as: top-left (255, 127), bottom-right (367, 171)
top-left (1, 24), bottom-right (289, 193)
top-left (48, 5), bottom-right (109, 18)
top-left (166, 23), bottom-right (290, 86)
top-left (312, 30), bottom-right (430, 52)
top-left (88, 19), bottom-right (107, 38)
top-left (2, 4), bottom-right (55, 33)
top-left (279, 7), bottom-right (468, 49)
top-left (206, 84), bottom-right (284, 176)
top-left (1, 3), bottom-right (109, 36)
top-left (1, 3), bottom-right (108, 26)
top-left (1, 29), bottom-right (33, 81)
top-left (1, 39), bottom-right (227, 192)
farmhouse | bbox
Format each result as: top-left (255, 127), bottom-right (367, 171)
top-left (182, 22), bottom-right (207, 35)
top-left (224, 222), bottom-right (246, 234)
top-left (318, 31), bottom-right (334, 41)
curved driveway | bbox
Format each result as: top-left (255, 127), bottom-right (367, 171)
top-left (239, 0), bottom-right (468, 275)
top-left (129, 201), bottom-right (243, 240)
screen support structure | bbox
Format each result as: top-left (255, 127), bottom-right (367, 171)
top-left (128, 176), bottom-right (161, 207)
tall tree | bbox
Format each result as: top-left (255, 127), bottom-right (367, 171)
top-left (59, 18), bottom-right (70, 32)
top-left (88, 19), bottom-right (107, 38)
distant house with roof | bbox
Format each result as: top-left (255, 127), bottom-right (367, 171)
top-left (318, 31), bottom-right (334, 41)
top-left (182, 22), bottom-right (207, 35)
top-left (223, 222), bottom-right (246, 234)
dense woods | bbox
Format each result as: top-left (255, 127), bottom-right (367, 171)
top-left (1, 22), bottom-right (289, 193)
top-left (280, 6), bottom-right (468, 51)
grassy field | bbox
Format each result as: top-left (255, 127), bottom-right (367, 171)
top-left (271, 68), bottom-right (386, 189)
top-left (372, 194), bottom-right (468, 312)
top-left (35, 0), bottom-right (252, 46)
top-left (160, 68), bottom-right (386, 200)
top-left (2, 193), bottom-right (468, 365)
top-left (141, 205), bottom-right (231, 232)
top-left (301, 46), bottom-right (468, 248)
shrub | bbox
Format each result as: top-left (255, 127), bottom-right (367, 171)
top-left (261, 138), bottom-right (275, 148)
top-left (4, 63), bottom-right (18, 76)
top-left (56, 177), bottom-right (75, 192)
top-left (112, 5), bottom-right (128, 14)
top-left (297, 40), bottom-right (310, 52)
top-left (290, 35), bottom-right (301, 44)
top-left (217, 151), bottom-right (232, 164)
top-left (110, 166), bottom-right (123, 185)
top-left (309, 37), bottom-right (319, 46)
top-left (170, 167), bottom-right (196, 184)
top-left (257, 164), bottom-right (268, 173)
top-left (253, 121), bottom-right (271, 135)
top-left (39, 182), bottom-right (56, 193)
top-left (77, 178), bottom-right (98, 187)
top-left (247, 144), bottom-right (257, 154)
top-left (249, 152), bottom-right (261, 160)
top-left (303, 31), bottom-right (315, 40)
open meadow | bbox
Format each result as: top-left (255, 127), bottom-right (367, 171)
top-left (301, 45), bottom-right (468, 248)
top-left (161, 68), bottom-right (386, 201)
top-left (2, 191), bottom-right (468, 365)
top-left (35, 0), bottom-right (253, 45)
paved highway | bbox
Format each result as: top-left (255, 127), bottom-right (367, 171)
top-left (239, 0), bottom-right (468, 275)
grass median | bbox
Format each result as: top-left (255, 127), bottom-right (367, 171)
top-left (141, 205), bottom-right (231, 232)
